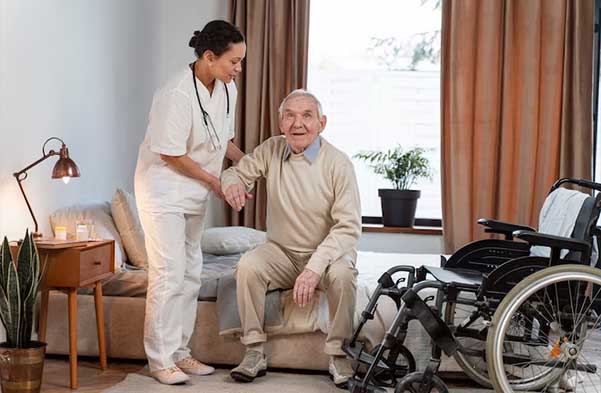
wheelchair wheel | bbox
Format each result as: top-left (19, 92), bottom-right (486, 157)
top-left (443, 296), bottom-right (491, 387)
top-left (394, 372), bottom-right (449, 393)
top-left (488, 264), bottom-right (601, 392)
top-left (369, 343), bottom-right (416, 387)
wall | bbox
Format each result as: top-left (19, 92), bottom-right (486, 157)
top-left (0, 0), bottom-right (228, 240)
top-left (357, 232), bottom-right (443, 254)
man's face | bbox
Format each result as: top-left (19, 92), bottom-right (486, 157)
top-left (279, 96), bottom-right (327, 153)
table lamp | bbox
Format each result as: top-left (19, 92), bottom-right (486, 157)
top-left (13, 137), bottom-right (80, 238)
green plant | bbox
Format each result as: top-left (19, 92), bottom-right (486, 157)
top-left (354, 146), bottom-right (432, 190)
top-left (0, 231), bottom-right (44, 348)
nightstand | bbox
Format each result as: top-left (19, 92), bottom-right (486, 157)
top-left (36, 240), bottom-right (115, 389)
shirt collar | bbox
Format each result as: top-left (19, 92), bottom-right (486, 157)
top-left (283, 136), bottom-right (321, 164)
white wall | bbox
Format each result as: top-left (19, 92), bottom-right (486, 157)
top-left (0, 0), bottom-right (228, 240)
top-left (358, 232), bottom-right (443, 254)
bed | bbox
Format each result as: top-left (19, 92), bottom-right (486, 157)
top-left (42, 250), bottom-right (461, 373)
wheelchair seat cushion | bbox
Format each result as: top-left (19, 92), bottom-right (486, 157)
top-left (422, 266), bottom-right (483, 287)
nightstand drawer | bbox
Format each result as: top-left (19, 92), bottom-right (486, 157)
top-left (79, 245), bottom-right (111, 284)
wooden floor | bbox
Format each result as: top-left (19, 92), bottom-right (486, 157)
top-left (42, 355), bottom-right (146, 393)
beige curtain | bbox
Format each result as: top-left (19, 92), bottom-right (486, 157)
top-left (441, 0), bottom-right (594, 253)
top-left (226, 0), bottom-right (310, 229)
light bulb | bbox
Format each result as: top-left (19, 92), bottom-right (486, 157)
top-left (62, 176), bottom-right (71, 184)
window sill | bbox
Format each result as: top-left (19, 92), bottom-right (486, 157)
top-left (362, 224), bottom-right (443, 236)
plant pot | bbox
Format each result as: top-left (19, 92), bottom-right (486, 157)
top-left (0, 342), bottom-right (46, 393)
top-left (378, 189), bottom-right (421, 227)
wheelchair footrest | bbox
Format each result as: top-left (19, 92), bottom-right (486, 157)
top-left (402, 289), bottom-right (458, 356)
top-left (347, 377), bottom-right (387, 393)
top-left (343, 342), bottom-right (389, 369)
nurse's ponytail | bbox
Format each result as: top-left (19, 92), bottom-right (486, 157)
top-left (189, 20), bottom-right (244, 58)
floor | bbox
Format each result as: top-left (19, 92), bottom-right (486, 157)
top-left (40, 355), bottom-right (491, 392)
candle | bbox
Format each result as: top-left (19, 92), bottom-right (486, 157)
top-left (76, 224), bottom-right (89, 241)
top-left (55, 226), bottom-right (67, 241)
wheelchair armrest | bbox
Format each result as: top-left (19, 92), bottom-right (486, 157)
top-left (513, 230), bottom-right (591, 253)
top-left (477, 218), bottom-right (535, 240)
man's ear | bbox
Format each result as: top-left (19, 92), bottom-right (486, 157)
top-left (319, 114), bottom-right (327, 133)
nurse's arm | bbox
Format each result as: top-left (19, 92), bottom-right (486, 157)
top-left (159, 154), bottom-right (223, 198)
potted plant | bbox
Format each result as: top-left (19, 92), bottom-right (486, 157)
top-left (355, 146), bottom-right (432, 227)
top-left (0, 231), bottom-right (46, 393)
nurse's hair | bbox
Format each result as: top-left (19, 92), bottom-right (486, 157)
top-left (189, 20), bottom-right (244, 58)
top-left (278, 89), bottom-right (324, 119)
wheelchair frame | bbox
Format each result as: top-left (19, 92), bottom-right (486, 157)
top-left (344, 178), bottom-right (601, 393)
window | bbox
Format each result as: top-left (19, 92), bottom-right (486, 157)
top-left (307, 0), bottom-right (443, 223)
top-left (594, 0), bottom-right (601, 183)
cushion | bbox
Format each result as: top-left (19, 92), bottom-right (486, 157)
top-left (49, 202), bottom-right (125, 271)
top-left (111, 189), bottom-right (147, 268)
top-left (201, 226), bottom-right (266, 255)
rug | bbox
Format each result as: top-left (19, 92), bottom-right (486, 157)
top-left (101, 368), bottom-right (499, 393)
top-left (101, 368), bottom-right (351, 393)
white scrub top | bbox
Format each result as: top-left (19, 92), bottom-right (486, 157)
top-left (135, 65), bottom-right (237, 214)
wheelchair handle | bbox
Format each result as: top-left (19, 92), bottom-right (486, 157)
top-left (551, 178), bottom-right (601, 193)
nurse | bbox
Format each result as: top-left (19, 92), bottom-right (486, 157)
top-left (134, 20), bottom-right (246, 385)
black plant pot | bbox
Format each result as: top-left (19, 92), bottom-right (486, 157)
top-left (378, 189), bottom-right (421, 227)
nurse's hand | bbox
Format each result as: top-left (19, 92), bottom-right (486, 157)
top-left (208, 177), bottom-right (225, 200)
top-left (224, 183), bottom-right (253, 211)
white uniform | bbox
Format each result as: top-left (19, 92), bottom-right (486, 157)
top-left (134, 65), bottom-right (237, 372)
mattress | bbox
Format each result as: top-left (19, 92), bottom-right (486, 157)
top-left (80, 253), bottom-right (242, 300)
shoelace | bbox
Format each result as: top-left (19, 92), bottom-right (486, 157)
top-left (179, 357), bottom-right (209, 368)
top-left (166, 367), bottom-right (182, 374)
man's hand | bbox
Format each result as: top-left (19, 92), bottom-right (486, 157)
top-left (224, 183), bottom-right (253, 211)
top-left (293, 268), bottom-right (320, 308)
top-left (208, 177), bottom-right (225, 200)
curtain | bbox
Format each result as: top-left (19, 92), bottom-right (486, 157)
top-left (226, 0), bottom-right (310, 229)
top-left (441, 0), bottom-right (594, 253)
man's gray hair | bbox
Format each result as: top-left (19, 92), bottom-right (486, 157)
top-left (278, 89), bottom-right (324, 119)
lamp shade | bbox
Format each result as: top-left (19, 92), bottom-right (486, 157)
top-left (51, 146), bottom-right (80, 179)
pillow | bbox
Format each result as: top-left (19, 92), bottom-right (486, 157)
top-left (111, 189), bottom-right (148, 268)
top-left (201, 226), bottom-right (267, 255)
top-left (49, 202), bottom-right (126, 271)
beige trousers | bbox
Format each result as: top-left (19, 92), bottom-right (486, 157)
top-left (234, 241), bottom-right (357, 356)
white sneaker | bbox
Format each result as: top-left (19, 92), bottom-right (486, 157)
top-left (329, 356), bottom-right (354, 388)
top-left (175, 356), bottom-right (215, 376)
top-left (151, 366), bottom-right (190, 385)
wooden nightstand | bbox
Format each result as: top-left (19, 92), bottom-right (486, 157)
top-left (36, 240), bottom-right (115, 389)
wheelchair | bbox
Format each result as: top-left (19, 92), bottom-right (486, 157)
top-left (344, 178), bottom-right (601, 393)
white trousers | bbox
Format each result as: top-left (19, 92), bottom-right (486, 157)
top-left (139, 208), bottom-right (206, 372)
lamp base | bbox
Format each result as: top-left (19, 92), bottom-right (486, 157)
top-left (32, 232), bottom-right (43, 239)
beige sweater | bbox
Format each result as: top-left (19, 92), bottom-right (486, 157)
top-left (221, 136), bottom-right (361, 276)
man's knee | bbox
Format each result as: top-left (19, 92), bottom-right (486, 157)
top-left (326, 264), bottom-right (357, 292)
top-left (234, 253), bottom-right (265, 281)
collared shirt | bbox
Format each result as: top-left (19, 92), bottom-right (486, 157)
top-left (282, 136), bottom-right (321, 164)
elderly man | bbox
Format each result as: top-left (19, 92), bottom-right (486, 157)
top-left (220, 89), bottom-right (361, 388)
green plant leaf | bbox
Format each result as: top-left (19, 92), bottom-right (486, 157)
top-left (0, 237), bottom-right (12, 294)
top-left (6, 258), bottom-right (21, 347)
top-left (354, 146), bottom-right (433, 190)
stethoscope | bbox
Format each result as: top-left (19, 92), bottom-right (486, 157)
top-left (191, 62), bottom-right (230, 151)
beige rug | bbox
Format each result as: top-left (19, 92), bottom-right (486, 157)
top-left (101, 368), bottom-right (352, 393)
top-left (101, 367), bottom-right (494, 393)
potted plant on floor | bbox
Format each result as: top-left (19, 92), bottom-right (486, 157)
top-left (0, 231), bottom-right (46, 393)
top-left (355, 146), bottom-right (432, 227)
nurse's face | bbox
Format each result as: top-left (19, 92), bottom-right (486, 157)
top-left (206, 42), bottom-right (246, 84)
top-left (279, 96), bottom-right (327, 153)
